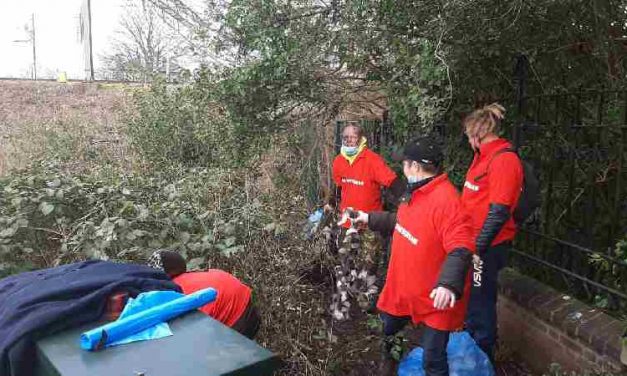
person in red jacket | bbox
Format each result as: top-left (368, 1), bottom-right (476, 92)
top-left (147, 250), bottom-right (260, 339)
top-left (352, 137), bottom-right (474, 376)
top-left (461, 103), bottom-right (523, 363)
top-left (326, 123), bottom-right (405, 311)
top-left (327, 123), bottom-right (404, 215)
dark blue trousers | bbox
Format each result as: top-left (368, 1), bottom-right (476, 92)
top-left (380, 312), bottom-right (450, 376)
top-left (465, 242), bottom-right (510, 363)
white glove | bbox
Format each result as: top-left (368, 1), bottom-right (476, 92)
top-left (337, 208), bottom-right (353, 227)
top-left (429, 286), bottom-right (456, 310)
top-left (352, 210), bottom-right (369, 225)
top-left (337, 208), bottom-right (368, 227)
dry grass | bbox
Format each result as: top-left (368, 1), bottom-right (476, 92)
top-left (0, 80), bottom-right (140, 175)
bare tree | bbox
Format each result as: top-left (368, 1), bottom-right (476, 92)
top-left (146, 0), bottom-right (210, 29)
top-left (100, 0), bottom-right (188, 81)
top-left (144, 0), bottom-right (240, 69)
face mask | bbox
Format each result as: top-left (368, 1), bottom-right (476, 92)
top-left (341, 145), bottom-right (359, 156)
top-left (407, 175), bottom-right (420, 184)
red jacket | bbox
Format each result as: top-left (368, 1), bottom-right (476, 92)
top-left (173, 270), bottom-right (251, 327)
top-left (376, 174), bottom-right (475, 331)
top-left (461, 138), bottom-right (523, 246)
top-left (332, 148), bottom-right (397, 213)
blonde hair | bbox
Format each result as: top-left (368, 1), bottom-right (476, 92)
top-left (463, 103), bottom-right (506, 139)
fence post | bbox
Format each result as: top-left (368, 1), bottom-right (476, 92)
top-left (382, 109), bottom-right (392, 146)
top-left (513, 54), bottom-right (529, 149)
top-left (609, 92), bottom-right (627, 248)
top-left (334, 120), bottom-right (342, 155)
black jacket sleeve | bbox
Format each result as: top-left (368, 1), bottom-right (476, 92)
top-left (436, 247), bottom-right (473, 299)
top-left (368, 211), bottom-right (397, 236)
top-left (385, 177), bottom-right (406, 206)
top-left (475, 203), bottom-right (510, 256)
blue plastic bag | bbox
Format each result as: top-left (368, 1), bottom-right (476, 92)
top-left (80, 287), bottom-right (217, 350)
top-left (304, 208), bottom-right (324, 240)
top-left (398, 331), bottom-right (495, 376)
top-left (107, 290), bottom-right (184, 347)
top-left (308, 208), bottom-right (323, 223)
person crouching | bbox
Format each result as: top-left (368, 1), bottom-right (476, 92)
top-left (147, 250), bottom-right (260, 339)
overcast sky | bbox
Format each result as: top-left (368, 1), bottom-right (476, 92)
top-left (0, 0), bottom-right (126, 79)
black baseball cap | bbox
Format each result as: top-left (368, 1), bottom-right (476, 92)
top-left (392, 136), bottom-right (443, 166)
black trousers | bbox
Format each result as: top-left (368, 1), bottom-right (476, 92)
top-left (465, 241), bottom-right (510, 363)
top-left (231, 299), bottom-right (261, 339)
top-left (380, 312), bottom-right (450, 376)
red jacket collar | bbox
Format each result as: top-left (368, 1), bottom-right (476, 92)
top-left (411, 173), bottom-right (448, 198)
top-left (354, 147), bottom-right (369, 162)
top-left (478, 138), bottom-right (511, 158)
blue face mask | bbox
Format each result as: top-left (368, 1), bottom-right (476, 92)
top-left (341, 145), bottom-right (359, 156)
top-left (407, 175), bottom-right (420, 184)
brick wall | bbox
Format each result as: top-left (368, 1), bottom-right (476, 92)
top-left (498, 268), bottom-right (626, 374)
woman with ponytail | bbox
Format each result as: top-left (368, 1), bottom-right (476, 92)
top-left (461, 103), bottom-right (523, 364)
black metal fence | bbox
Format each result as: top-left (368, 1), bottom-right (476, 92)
top-left (503, 57), bottom-right (627, 312)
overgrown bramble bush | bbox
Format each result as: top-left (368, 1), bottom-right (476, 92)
top-left (127, 76), bottom-right (239, 168)
top-left (0, 163), bottom-right (269, 275)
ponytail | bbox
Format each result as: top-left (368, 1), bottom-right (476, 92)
top-left (463, 103), bottom-right (505, 139)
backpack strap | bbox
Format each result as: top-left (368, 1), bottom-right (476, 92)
top-left (473, 147), bottom-right (517, 182)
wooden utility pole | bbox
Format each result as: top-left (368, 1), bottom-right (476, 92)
top-left (31, 13), bottom-right (37, 80)
top-left (87, 0), bottom-right (95, 80)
